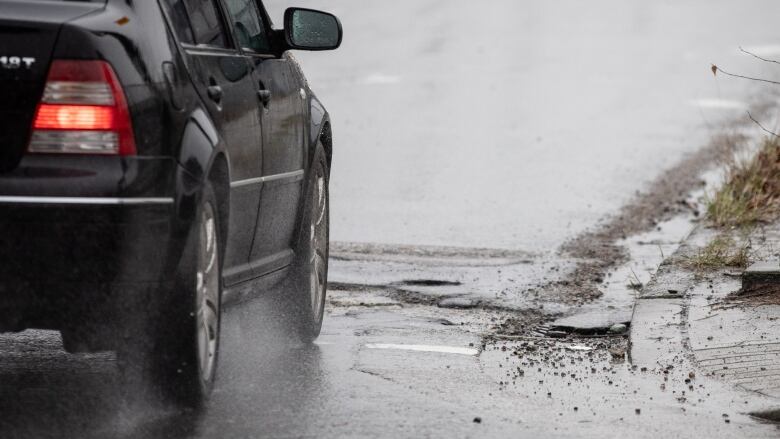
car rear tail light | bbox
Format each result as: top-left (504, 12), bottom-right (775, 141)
top-left (28, 60), bottom-right (136, 156)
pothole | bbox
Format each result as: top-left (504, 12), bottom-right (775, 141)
top-left (547, 322), bottom-right (631, 337)
top-left (504, 322), bottom-right (632, 339)
top-left (398, 279), bottom-right (462, 287)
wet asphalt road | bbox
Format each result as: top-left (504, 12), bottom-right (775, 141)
top-left (274, 0), bottom-right (780, 252)
top-left (5, 1), bottom-right (780, 438)
top-left (2, 288), bottom-right (779, 438)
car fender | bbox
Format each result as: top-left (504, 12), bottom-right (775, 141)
top-left (175, 108), bottom-right (229, 222)
top-left (292, 93), bottom-right (332, 246)
top-left (308, 93), bottom-right (332, 170)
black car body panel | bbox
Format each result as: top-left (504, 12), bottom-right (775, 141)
top-left (0, 1), bottom-right (106, 171)
top-left (0, 0), bottom-right (336, 339)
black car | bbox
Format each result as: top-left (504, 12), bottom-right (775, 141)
top-left (0, 0), bottom-right (341, 406)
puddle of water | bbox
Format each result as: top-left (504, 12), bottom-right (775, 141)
top-left (365, 343), bottom-right (478, 356)
top-left (398, 279), bottom-right (462, 287)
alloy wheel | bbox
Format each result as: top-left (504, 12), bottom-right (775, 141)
top-left (196, 202), bottom-right (220, 383)
top-left (309, 170), bottom-right (328, 320)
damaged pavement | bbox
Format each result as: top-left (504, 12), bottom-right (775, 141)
top-left (2, 131), bottom-right (779, 438)
top-left (2, 1), bottom-right (780, 436)
top-left (299, 131), bottom-right (780, 436)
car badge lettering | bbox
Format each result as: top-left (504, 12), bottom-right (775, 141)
top-left (0, 56), bottom-right (36, 70)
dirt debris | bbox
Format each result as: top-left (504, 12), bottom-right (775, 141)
top-left (716, 284), bottom-right (780, 308)
top-left (542, 131), bottom-right (749, 306)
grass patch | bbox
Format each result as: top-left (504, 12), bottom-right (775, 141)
top-left (706, 137), bottom-right (780, 228)
top-left (684, 235), bottom-right (750, 271)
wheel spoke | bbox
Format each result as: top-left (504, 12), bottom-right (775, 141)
top-left (306, 166), bottom-right (329, 322)
top-left (204, 218), bottom-right (217, 274)
top-left (315, 177), bottom-right (326, 226)
top-left (196, 203), bottom-right (220, 382)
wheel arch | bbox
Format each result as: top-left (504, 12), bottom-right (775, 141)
top-left (207, 152), bottom-right (230, 263)
top-left (175, 108), bottom-right (230, 260)
top-left (308, 94), bottom-right (333, 171)
top-left (319, 120), bottom-right (333, 171)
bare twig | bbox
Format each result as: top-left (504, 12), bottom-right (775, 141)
top-left (712, 65), bottom-right (780, 86)
top-left (747, 111), bottom-right (780, 138)
top-left (628, 267), bottom-right (642, 289)
top-left (739, 46), bottom-right (780, 66)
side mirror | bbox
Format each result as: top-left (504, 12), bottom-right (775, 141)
top-left (284, 7), bottom-right (342, 51)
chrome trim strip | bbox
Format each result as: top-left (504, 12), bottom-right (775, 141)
top-left (231, 177), bottom-right (265, 189)
top-left (0, 196), bottom-right (175, 205)
top-left (264, 170), bottom-right (304, 183)
top-left (231, 170), bottom-right (304, 188)
top-left (182, 44), bottom-right (239, 56)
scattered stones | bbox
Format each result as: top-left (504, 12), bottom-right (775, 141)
top-left (608, 323), bottom-right (628, 334)
top-left (608, 347), bottom-right (626, 359)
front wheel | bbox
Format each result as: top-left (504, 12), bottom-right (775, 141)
top-left (287, 143), bottom-right (330, 342)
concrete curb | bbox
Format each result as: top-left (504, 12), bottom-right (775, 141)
top-left (630, 222), bottom-right (780, 404)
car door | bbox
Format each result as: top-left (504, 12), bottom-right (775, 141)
top-left (221, 0), bottom-right (307, 276)
top-left (249, 50), bottom-right (306, 274)
top-left (163, 0), bottom-right (264, 285)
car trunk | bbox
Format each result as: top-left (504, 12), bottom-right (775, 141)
top-left (0, 1), bottom-right (105, 172)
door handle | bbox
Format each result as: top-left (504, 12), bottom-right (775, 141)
top-left (207, 85), bottom-right (223, 103)
top-left (258, 89), bottom-right (272, 107)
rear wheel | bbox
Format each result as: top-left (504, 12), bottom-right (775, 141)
top-left (118, 182), bottom-right (222, 408)
top-left (192, 190), bottom-right (222, 394)
top-left (287, 144), bottom-right (330, 342)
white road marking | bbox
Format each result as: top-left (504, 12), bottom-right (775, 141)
top-left (362, 74), bottom-right (402, 85)
top-left (365, 343), bottom-right (479, 356)
top-left (688, 98), bottom-right (747, 110)
top-left (566, 345), bottom-right (593, 352)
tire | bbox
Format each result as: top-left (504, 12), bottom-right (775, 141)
top-left (118, 182), bottom-right (223, 408)
top-left (287, 143), bottom-right (330, 342)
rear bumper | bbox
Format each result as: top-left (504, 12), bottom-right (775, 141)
top-left (0, 200), bottom-right (175, 284)
top-left (0, 156), bottom-right (195, 331)
top-left (0, 200), bottom-right (180, 331)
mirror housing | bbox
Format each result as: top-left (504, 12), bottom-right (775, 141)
top-left (283, 7), bottom-right (342, 51)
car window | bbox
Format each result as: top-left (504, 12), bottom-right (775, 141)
top-left (182, 0), bottom-right (229, 48)
top-left (222, 0), bottom-right (271, 53)
top-left (161, 0), bottom-right (196, 44)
